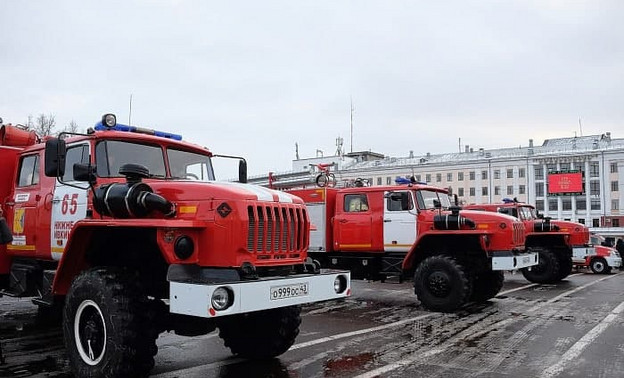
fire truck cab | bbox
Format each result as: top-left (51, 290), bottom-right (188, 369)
top-left (0, 115), bottom-right (350, 377)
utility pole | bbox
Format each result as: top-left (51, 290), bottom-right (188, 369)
top-left (578, 117), bottom-right (583, 137)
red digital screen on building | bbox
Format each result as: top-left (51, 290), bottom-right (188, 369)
top-left (547, 171), bottom-right (583, 194)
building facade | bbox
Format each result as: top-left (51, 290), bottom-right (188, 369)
top-left (249, 132), bottom-right (624, 229)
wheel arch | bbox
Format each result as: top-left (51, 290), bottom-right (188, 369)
top-left (402, 234), bottom-right (485, 274)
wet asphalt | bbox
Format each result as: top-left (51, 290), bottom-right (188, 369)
top-left (1, 268), bottom-right (624, 378)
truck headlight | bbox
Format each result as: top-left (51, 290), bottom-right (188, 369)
top-left (334, 275), bottom-right (348, 294)
top-left (211, 287), bottom-right (233, 311)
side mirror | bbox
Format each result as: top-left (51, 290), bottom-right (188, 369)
top-left (238, 159), bottom-right (247, 183)
top-left (73, 163), bottom-right (97, 184)
top-left (44, 138), bottom-right (66, 177)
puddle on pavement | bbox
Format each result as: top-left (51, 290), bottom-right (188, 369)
top-left (323, 352), bottom-right (376, 376)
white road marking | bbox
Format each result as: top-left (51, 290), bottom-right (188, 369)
top-left (354, 272), bottom-right (621, 378)
top-left (498, 273), bottom-right (583, 296)
top-left (289, 313), bottom-right (435, 350)
top-left (539, 299), bottom-right (624, 378)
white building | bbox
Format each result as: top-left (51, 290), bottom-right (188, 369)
top-left (249, 132), bottom-right (624, 230)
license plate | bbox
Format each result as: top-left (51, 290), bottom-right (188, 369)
top-left (270, 282), bottom-right (309, 300)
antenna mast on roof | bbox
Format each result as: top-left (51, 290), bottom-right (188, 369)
top-left (350, 97), bottom-right (354, 153)
top-left (129, 94), bottom-right (133, 125)
top-left (578, 117), bottom-right (583, 137)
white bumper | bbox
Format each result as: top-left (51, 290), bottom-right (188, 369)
top-left (170, 269), bottom-right (351, 318)
top-left (491, 251), bottom-right (539, 270)
top-left (606, 256), bottom-right (622, 268)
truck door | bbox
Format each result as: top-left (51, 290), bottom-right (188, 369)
top-left (334, 193), bottom-right (372, 251)
top-left (383, 190), bottom-right (417, 252)
top-left (50, 143), bottom-right (90, 261)
top-left (7, 153), bottom-right (42, 256)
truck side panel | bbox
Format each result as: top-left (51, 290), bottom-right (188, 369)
top-left (0, 147), bottom-right (20, 274)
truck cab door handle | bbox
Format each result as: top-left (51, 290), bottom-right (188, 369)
top-left (384, 219), bottom-right (392, 222)
top-left (52, 198), bottom-right (61, 203)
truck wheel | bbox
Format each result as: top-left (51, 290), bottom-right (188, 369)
top-left (218, 305), bottom-right (301, 359)
top-left (521, 248), bottom-right (560, 284)
top-left (63, 267), bottom-right (158, 378)
top-left (590, 258), bottom-right (609, 274)
top-left (470, 271), bottom-right (504, 303)
top-left (413, 256), bottom-right (471, 312)
top-left (556, 254), bottom-right (573, 280)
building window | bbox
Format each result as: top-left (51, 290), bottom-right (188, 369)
top-left (536, 200), bottom-right (544, 211)
top-left (426, 174), bottom-right (431, 183)
top-left (519, 185), bottom-right (526, 194)
top-left (611, 162), bottom-right (618, 173)
top-left (415, 175), bottom-right (421, 182)
top-left (535, 183), bottom-right (544, 197)
top-left (613, 219), bottom-right (620, 227)
top-left (591, 199), bottom-right (601, 210)
top-left (535, 166), bottom-right (544, 180)
top-left (447, 173), bottom-right (453, 182)
top-left (505, 185), bottom-right (512, 195)
top-left (578, 218), bottom-right (585, 224)
top-left (612, 200), bottom-right (619, 211)
top-left (590, 162), bottom-right (599, 177)
top-left (494, 186), bottom-right (500, 195)
top-left (458, 172), bottom-right (464, 181)
top-left (592, 219), bottom-right (600, 227)
top-left (560, 162), bottom-right (571, 171)
top-left (482, 187), bottom-right (488, 196)
top-left (562, 198), bottom-right (572, 210)
top-left (549, 199), bottom-right (558, 211)
top-left (507, 169), bottom-right (513, 178)
top-left (482, 170), bottom-right (488, 180)
top-left (611, 181), bottom-right (618, 192)
top-left (547, 163), bottom-right (557, 173)
top-left (448, 187), bottom-right (453, 195)
top-left (576, 198), bottom-right (587, 210)
top-left (386, 177), bottom-right (391, 185)
top-left (377, 177), bottom-right (382, 185)
top-left (494, 170), bottom-right (500, 179)
top-left (470, 187), bottom-right (475, 196)
top-left (590, 181), bottom-right (600, 196)
top-left (436, 173), bottom-right (441, 182)
top-left (469, 171), bottom-right (475, 180)
top-left (458, 188), bottom-right (464, 196)
top-left (519, 168), bottom-right (526, 178)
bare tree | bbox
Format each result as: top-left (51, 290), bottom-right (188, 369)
top-left (65, 119), bottom-right (79, 133)
top-left (32, 113), bottom-right (56, 136)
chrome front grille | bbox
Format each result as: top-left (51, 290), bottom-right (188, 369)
top-left (247, 204), bottom-right (308, 253)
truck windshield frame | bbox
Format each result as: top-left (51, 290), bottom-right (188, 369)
top-left (167, 147), bottom-right (215, 181)
top-left (416, 189), bottom-right (451, 210)
top-left (96, 140), bottom-right (166, 178)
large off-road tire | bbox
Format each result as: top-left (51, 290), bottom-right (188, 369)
top-left (470, 271), bottom-right (505, 303)
top-left (413, 256), bottom-right (472, 312)
top-left (218, 305), bottom-right (301, 359)
top-left (63, 267), bottom-right (159, 378)
top-left (521, 248), bottom-right (560, 284)
top-left (556, 253), bottom-right (573, 280)
top-left (590, 258), bottom-right (610, 274)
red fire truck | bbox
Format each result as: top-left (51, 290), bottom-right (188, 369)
top-left (574, 234), bottom-right (622, 273)
top-left (464, 199), bottom-right (593, 283)
top-left (0, 115), bottom-right (350, 378)
top-left (288, 183), bottom-right (537, 312)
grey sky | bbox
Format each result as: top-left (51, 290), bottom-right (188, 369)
top-left (2, 1), bottom-right (623, 177)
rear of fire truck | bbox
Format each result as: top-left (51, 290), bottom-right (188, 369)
top-left (0, 115), bottom-right (350, 378)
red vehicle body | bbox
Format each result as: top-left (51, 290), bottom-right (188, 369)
top-left (574, 234), bottom-right (622, 273)
top-left (288, 184), bottom-right (537, 312)
top-left (0, 115), bottom-right (350, 378)
top-left (464, 199), bottom-right (593, 283)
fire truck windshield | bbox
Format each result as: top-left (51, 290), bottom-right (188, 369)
top-left (416, 189), bottom-right (452, 210)
top-left (95, 140), bottom-right (215, 181)
top-left (517, 206), bottom-right (538, 220)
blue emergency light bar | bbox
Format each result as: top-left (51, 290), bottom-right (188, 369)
top-left (94, 113), bottom-right (182, 141)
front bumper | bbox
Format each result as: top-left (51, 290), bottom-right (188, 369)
top-left (169, 269), bottom-right (351, 318)
top-left (606, 256), bottom-right (622, 268)
top-left (491, 251), bottom-right (539, 270)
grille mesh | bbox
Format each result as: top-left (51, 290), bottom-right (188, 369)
top-left (247, 203), bottom-right (307, 253)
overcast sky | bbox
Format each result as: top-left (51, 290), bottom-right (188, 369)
top-left (2, 1), bottom-right (623, 177)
